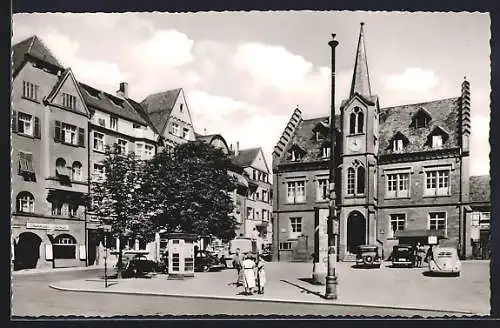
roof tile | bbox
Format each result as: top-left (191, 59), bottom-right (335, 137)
top-left (140, 88), bottom-right (182, 134)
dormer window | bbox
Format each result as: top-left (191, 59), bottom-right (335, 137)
top-left (432, 135), bottom-right (443, 148)
top-left (388, 131), bottom-right (409, 152)
top-left (322, 146), bottom-right (330, 158)
top-left (291, 150), bottom-right (302, 161)
top-left (62, 93), bottom-right (77, 110)
top-left (393, 139), bottom-right (404, 152)
top-left (412, 108), bottom-right (432, 128)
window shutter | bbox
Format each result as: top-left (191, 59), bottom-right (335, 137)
top-left (54, 120), bottom-right (61, 142)
top-left (34, 116), bottom-right (41, 139)
top-left (78, 127), bottom-right (85, 147)
top-left (12, 111), bottom-right (17, 133)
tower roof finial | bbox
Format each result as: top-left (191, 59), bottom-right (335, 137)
top-left (349, 22), bottom-right (372, 98)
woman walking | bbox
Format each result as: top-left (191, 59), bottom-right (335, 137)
top-left (256, 256), bottom-right (267, 294)
top-left (241, 254), bottom-right (256, 295)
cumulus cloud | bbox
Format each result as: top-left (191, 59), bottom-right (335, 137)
top-left (386, 67), bottom-right (439, 92)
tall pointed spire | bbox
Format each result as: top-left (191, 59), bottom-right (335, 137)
top-left (350, 22), bottom-right (372, 98)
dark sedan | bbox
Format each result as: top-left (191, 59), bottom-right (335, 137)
top-left (195, 250), bottom-right (225, 272)
top-left (355, 245), bottom-right (382, 268)
top-left (391, 245), bottom-right (415, 267)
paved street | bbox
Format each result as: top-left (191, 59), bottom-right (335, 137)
top-left (12, 260), bottom-right (490, 317)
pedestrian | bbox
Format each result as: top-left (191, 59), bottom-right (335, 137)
top-left (241, 254), bottom-right (256, 295)
top-left (414, 242), bottom-right (423, 267)
top-left (256, 255), bottom-right (267, 294)
top-left (232, 248), bottom-right (244, 286)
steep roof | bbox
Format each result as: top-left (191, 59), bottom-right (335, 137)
top-left (140, 88), bottom-right (182, 134)
top-left (378, 97), bottom-right (461, 155)
top-left (350, 23), bottom-right (372, 98)
top-left (233, 148), bottom-right (261, 167)
top-left (469, 175), bottom-right (490, 203)
top-left (196, 133), bottom-right (220, 144)
top-left (126, 98), bottom-right (160, 134)
top-left (279, 116), bottom-right (341, 165)
top-left (12, 36), bottom-right (63, 76)
top-left (78, 82), bottom-right (151, 127)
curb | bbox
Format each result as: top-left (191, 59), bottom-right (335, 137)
top-left (12, 266), bottom-right (104, 277)
top-left (48, 283), bottom-right (477, 315)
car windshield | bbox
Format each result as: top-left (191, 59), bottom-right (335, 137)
top-left (437, 251), bottom-right (453, 257)
top-left (360, 247), bottom-right (377, 252)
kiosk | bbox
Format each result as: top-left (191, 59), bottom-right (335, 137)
top-left (165, 233), bottom-right (198, 279)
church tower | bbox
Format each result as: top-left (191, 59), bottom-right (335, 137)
top-left (338, 23), bottom-right (380, 260)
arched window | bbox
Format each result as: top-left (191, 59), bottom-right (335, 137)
top-left (17, 191), bottom-right (34, 213)
top-left (349, 107), bottom-right (364, 134)
top-left (55, 158), bottom-right (67, 176)
top-left (347, 168), bottom-right (356, 195)
top-left (72, 161), bottom-right (82, 181)
top-left (53, 234), bottom-right (77, 259)
top-left (346, 161), bottom-right (365, 196)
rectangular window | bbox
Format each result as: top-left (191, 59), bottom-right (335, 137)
top-left (135, 143), bottom-right (143, 159)
top-left (93, 164), bottom-right (105, 180)
top-left (290, 217), bottom-right (302, 233)
top-left (18, 152), bottom-right (35, 175)
top-left (317, 178), bottom-right (329, 201)
top-left (347, 169), bottom-right (355, 195)
top-left (117, 139), bottom-right (128, 154)
top-left (286, 181), bottom-right (306, 203)
top-left (182, 127), bottom-right (189, 139)
top-left (98, 118), bottom-right (106, 127)
top-left (425, 169), bottom-right (450, 196)
top-left (93, 132), bottom-right (105, 151)
top-left (18, 112), bottom-right (33, 136)
top-left (429, 212), bottom-right (446, 231)
top-left (144, 144), bottom-right (154, 159)
top-left (432, 135), bottom-right (443, 148)
top-left (247, 207), bottom-right (254, 220)
top-left (51, 201), bottom-right (63, 216)
top-left (386, 172), bottom-right (410, 198)
top-left (262, 209), bottom-right (268, 221)
top-left (61, 123), bottom-right (77, 145)
top-left (390, 214), bottom-right (406, 232)
top-left (279, 242), bottom-right (293, 250)
top-left (22, 81), bottom-right (39, 101)
top-left (110, 116), bottom-right (118, 131)
top-left (322, 147), bottom-right (330, 158)
top-left (393, 139), bottom-right (404, 152)
top-left (171, 122), bottom-right (179, 136)
top-left (62, 93), bottom-right (77, 109)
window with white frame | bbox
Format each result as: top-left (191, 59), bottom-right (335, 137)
top-left (322, 147), bottom-right (330, 158)
top-left (290, 217), bottom-right (302, 233)
top-left (93, 132), bottom-right (104, 151)
top-left (349, 107), bottom-right (364, 134)
top-left (51, 201), bottom-right (63, 216)
top-left (429, 212), bottom-right (446, 231)
top-left (262, 190), bottom-right (268, 202)
top-left (390, 214), bottom-right (406, 232)
top-left (23, 81), bottom-right (39, 101)
top-left (17, 191), bottom-right (34, 213)
top-left (69, 203), bottom-right (79, 217)
top-left (62, 93), bottom-right (77, 109)
top-left (135, 143), bottom-right (143, 158)
top-left (93, 163), bottom-right (105, 180)
top-left (279, 242), bottom-right (293, 250)
top-left (144, 144), bottom-right (154, 159)
top-left (72, 162), bottom-right (82, 181)
top-left (18, 112), bottom-right (33, 136)
top-left (110, 116), bottom-right (118, 131)
top-left (393, 139), bottom-right (404, 152)
top-left (61, 123), bottom-right (77, 145)
top-left (432, 135), bottom-right (443, 148)
top-left (182, 127), bottom-right (189, 139)
top-left (117, 139), bottom-right (128, 155)
top-left (286, 180), bottom-right (306, 203)
top-left (386, 170), bottom-right (410, 198)
top-left (262, 209), bottom-right (268, 221)
top-left (347, 161), bottom-right (365, 196)
top-left (247, 207), bottom-right (254, 220)
top-left (425, 168), bottom-right (450, 196)
top-left (290, 150), bottom-right (303, 161)
top-left (171, 122), bottom-right (179, 136)
top-left (317, 178), bottom-right (329, 201)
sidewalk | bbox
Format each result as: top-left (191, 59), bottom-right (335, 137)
top-left (12, 263), bottom-right (106, 276)
top-left (49, 261), bottom-right (490, 315)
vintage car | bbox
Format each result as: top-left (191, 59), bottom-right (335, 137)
top-left (391, 244), bottom-right (415, 267)
top-left (428, 247), bottom-right (461, 276)
top-left (355, 245), bottom-right (382, 268)
top-left (195, 250), bottom-right (225, 272)
top-left (120, 253), bottom-right (157, 278)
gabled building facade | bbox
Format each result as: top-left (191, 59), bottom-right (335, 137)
top-left (273, 24), bottom-right (481, 262)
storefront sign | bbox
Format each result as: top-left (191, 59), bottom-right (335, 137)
top-left (45, 244), bottom-right (53, 260)
top-left (428, 235), bottom-right (438, 245)
top-left (27, 222), bottom-right (69, 231)
top-left (318, 208), bottom-right (329, 264)
top-left (79, 245), bottom-right (87, 260)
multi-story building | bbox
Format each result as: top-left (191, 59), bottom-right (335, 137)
top-left (140, 88), bottom-right (196, 151)
top-left (468, 175), bottom-right (491, 259)
top-left (233, 145), bottom-right (273, 245)
top-left (12, 36), bottom-right (90, 269)
top-left (79, 81), bottom-right (159, 264)
top-left (272, 24), bottom-right (485, 262)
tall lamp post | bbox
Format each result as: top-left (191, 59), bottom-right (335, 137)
top-left (325, 33), bottom-right (339, 300)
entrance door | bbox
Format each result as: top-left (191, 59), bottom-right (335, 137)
top-left (347, 211), bottom-right (366, 253)
top-left (14, 232), bottom-right (42, 270)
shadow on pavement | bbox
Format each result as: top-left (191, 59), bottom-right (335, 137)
top-left (280, 279), bottom-right (325, 299)
top-left (298, 278), bottom-right (324, 286)
top-left (350, 264), bottom-right (381, 270)
top-left (422, 271), bottom-right (460, 278)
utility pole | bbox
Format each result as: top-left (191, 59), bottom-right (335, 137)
top-left (325, 33), bottom-right (339, 300)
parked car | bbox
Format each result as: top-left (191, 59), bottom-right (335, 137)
top-left (355, 245), bottom-right (382, 268)
top-left (121, 253), bottom-right (157, 278)
top-left (391, 245), bottom-right (415, 267)
top-left (428, 247), bottom-right (461, 276)
top-left (195, 250), bottom-right (225, 272)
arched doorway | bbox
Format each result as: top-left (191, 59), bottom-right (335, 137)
top-left (14, 232), bottom-right (42, 270)
top-left (347, 211), bottom-right (366, 253)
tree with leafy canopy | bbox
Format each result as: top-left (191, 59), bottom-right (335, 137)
top-left (89, 144), bottom-right (160, 278)
top-left (147, 141), bottom-right (238, 242)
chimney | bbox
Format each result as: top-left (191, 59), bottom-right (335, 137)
top-left (235, 141), bottom-right (240, 157)
top-left (117, 82), bottom-right (129, 98)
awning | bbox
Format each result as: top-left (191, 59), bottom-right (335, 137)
top-left (395, 229), bottom-right (446, 239)
top-left (47, 189), bottom-right (87, 205)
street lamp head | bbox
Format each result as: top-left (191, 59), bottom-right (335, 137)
top-left (328, 34), bottom-right (339, 48)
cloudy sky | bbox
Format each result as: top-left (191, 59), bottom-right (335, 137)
top-left (13, 11), bottom-right (490, 175)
